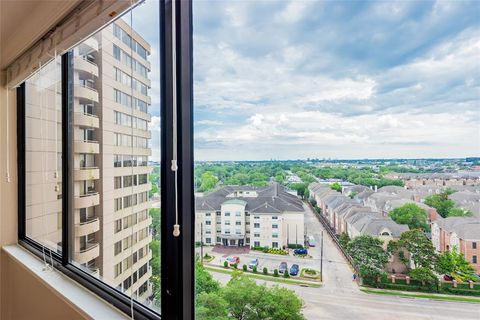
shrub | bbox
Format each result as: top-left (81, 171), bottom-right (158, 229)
top-left (263, 267), bottom-right (268, 275)
top-left (288, 244), bottom-right (304, 249)
top-left (284, 271), bottom-right (290, 278)
top-left (233, 263), bottom-right (238, 269)
top-left (273, 269), bottom-right (279, 277)
top-left (223, 261), bottom-right (228, 268)
top-left (242, 264), bottom-right (247, 272)
top-left (253, 266), bottom-right (257, 273)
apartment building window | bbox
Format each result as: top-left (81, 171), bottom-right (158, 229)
top-left (114, 241), bottom-right (122, 255)
top-left (235, 221), bottom-right (241, 225)
top-left (224, 221), bottom-right (230, 225)
top-left (272, 242), bottom-right (279, 248)
top-left (139, 174), bottom-right (148, 184)
top-left (224, 212), bottom-right (230, 217)
top-left (272, 234), bottom-right (278, 238)
top-left (205, 212), bottom-right (211, 217)
top-left (225, 230), bottom-right (231, 234)
top-left (205, 221), bottom-right (211, 225)
top-left (272, 224), bottom-right (278, 229)
top-left (114, 219), bottom-right (122, 233)
top-left (138, 281), bottom-right (148, 296)
top-left (114, 155), bottom-right (122, 167)
top-left (473, 242), bottom-right (477, 249)
top-left (205, 230), bottom-right (211, 234)
top-left (254, 216), bottom-right (260, 219)
top-left (123, 276), bottom-right (132, 290)
top-left (216, 237), bottom-right (221, 243)
top-left (124, 175), bottom-right (133, 188)
top-left (272, 216), bottom-right (278, 220)
top-left (474, 256), bottom-right (478, 264)
top-left (114, 198), bottom-right (123, 211)
top-left (114, 263), bottom-right (122, 278)
top-left (235, 230), bottom-right (241, 235)
top-left (254, 233), bottom-right (260, 237)
top-left (254, 223), bottom-right (260, 228)
top-left (254, 241), bottom-right (260, 247)
top-left (236, 211), bottom-right (241, 216)
top-left (216, 211), bottom-right (221, 216)
top-left (206, 238), bottom-right (211, 244)
top-left (114, 176), bottom-right (122, 189)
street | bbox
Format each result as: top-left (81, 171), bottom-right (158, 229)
top-left (203, 203), bottom-right (480, 320)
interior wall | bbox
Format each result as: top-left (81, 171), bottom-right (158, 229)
top-left (0, 251), bottom-right (87, 320)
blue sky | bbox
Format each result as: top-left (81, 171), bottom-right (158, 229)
top-left (135, 0), bottom-right (480, 161)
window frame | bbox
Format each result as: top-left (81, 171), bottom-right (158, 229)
top-left (16, 1), bottom-right (194, 319)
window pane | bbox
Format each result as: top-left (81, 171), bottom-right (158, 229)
top-left (25, 56), bottom-right (62, 253)
top-left (70, 0), bottom-right (160, 313)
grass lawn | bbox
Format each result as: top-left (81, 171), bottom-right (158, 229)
top-left (205, 266), bottom-right (322, 288)
top-left (360, 288), bottom-right (480, 303)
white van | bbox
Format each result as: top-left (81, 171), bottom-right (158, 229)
top-left (308, 235), bottom-right (316, 247)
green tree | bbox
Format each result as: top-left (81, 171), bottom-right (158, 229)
top-left (196, 263), bottom-right (220, 295)
top-left (196, 292), bottom-right (229, 320)
top-left (408, 267), bottom-right (437, 284)
top-left (199, 171), bottom-right (219, 192)
top-left (221, 273), bottom-right (304, 320)
top-left (330, 182), bottom-right (342, 192)
top-left (346, 235), bottom-right (389, 280)
top-left (424, 193), bottom-right (455, 218)
top-left (338, 233), bottom-right (351, 249)
top-left (390, 229), bottom-right (437, 270)
top-left (149, 208), bottom-right (161, 239)
top-left (388, 203), bottom-right (429, 231)
top-left (436, 247), bottom-right (476, 281)
top-left (447, 208), bottom-right (472, 217)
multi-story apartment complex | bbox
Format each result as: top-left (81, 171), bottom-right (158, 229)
top-left (195, 183), bottom-right (305, 248)
top-left (26, 19), bottom-right (153, 302)
top-left (431, 217), bottom-right (480, 273)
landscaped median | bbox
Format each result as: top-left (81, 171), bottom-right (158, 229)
top-left (204, 265), bottom-right (322, 288)
top-left (360, 288), bottom-right (480, 303)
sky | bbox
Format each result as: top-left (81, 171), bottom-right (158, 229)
top-left (133, 0), bottom-right (480, 162)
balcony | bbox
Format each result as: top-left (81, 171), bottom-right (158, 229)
top-left (74, 140), bottom-right (99, 154)
top-left (74, 192), bottom-right (100, 209)
top-left (74, 167), bottom-right (100, 181)
top-left (74, 56), bottom-right (99, 77)
top-left (75, 84), bottom-right (99, 103)
top-left (75, 217), bottom-right (100, 237)
top-left (74, 242), bottom-right (100, 264)
top-left (75, 112), bottom-right (99, 128)
top-left (78, 37), bottom-right (98, 55)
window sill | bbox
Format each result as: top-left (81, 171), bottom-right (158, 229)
top-left (2, 245), bottom-right (129, 319)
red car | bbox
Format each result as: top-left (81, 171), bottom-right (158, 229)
top-left (226, 256), bottom-right (240, 266)
top-left (443, 274), bottom-right (453, 281)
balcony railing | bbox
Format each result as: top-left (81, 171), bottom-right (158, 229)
top-left (74, 140), bottom-right (99, 154)
top-left (75, 217), bottom-right (100, 237)
top-left (74, 242), bottom-right (100, 264)
top-left (74, 191), bottom-right (100, 209)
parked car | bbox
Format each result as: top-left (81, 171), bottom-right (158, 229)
top-left (226, 256), bottom-right (240, 266)
top-left (279, 262), bottom-right (288, 273)
top-left (248, 258), bottom-right (259, 269)
top-left (443, 274), bottom-right (453, 281)
top-left (294, 248), bottom-right (308, 255)
top-left (289, 264), bottom-right (299, 276)
top-left (308, 236), bottom-right (316, 247)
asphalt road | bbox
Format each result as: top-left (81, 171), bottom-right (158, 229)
top-left (205, 203), bottom-right (480, 320)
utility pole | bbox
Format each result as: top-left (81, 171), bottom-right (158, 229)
top-left (305, 225), bottom-right (308, 247)
top-left (200, 222), bottom-right (204, 264)
top-left (320, 230), bottom-right (324, 282)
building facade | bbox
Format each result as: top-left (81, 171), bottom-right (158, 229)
top-left (195, 183), bottom-right (305, 248)
top-left (25, 19), bottom-right (153, 302)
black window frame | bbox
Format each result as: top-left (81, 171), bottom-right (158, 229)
top-left (16, 1), bottom-right (194, 319)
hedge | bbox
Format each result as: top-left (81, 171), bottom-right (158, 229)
top-left (364, 278), bottom-right (480, 296)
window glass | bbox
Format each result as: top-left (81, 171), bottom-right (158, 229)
top-left (69, 0), bottom-right (160, 312)
top-left (25, 56), bottom-right (62, 253)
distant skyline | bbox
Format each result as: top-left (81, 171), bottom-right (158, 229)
top-left (134, 1), bottom-right (480, 162)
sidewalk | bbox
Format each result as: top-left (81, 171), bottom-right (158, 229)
top-left (361, 287), bottom-right (480, 303)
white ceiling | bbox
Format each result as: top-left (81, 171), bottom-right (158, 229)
top-left (0, 0), bottom-right (82, 70)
